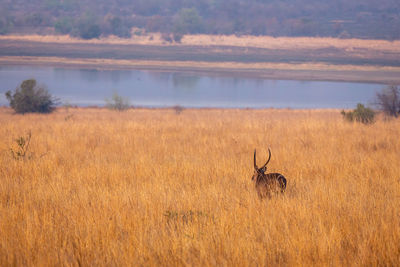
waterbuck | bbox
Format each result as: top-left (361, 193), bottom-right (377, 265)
top-left (252, 148), bottom-right (287, 198)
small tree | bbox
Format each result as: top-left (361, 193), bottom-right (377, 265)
top-left (375, 85), bottom-right (400, 118)
top-left (72, 14), bottom-right (102, 39)
top-left (173, 32), bottom-right (183, 43)
top-left (105, 91), bottom-right (130, 111)
top-left (54, 17), bottom-right (73, 34)
top-left (5, 79), bottom-right (57, 114)
top-left (78, 23), bottom-right (101, 39)
top-left (0, 18), bottom-right (9, 35)
top-left (108, 16), bottom-right (131, 38)
top-left (341, 103), bottom-right (376, 124)
top-left (173, 8), bottom-right (204, 37)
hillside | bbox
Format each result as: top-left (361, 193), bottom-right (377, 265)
top-left (1, 0), bottom-right (400, 40)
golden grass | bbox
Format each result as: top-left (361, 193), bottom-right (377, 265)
top-left (0, 107), bottom-right (399, 266)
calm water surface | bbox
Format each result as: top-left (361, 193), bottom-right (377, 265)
top-left (0, 66), bottom-right (381, 108)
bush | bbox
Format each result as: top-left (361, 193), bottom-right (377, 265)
top-left (172, 105), bottom-right (184, 114)
top-left (341, 103), bottom-right (375, 124)
top-left (71, 15), bottom-right (102, 39)
top-left (161, 32), bottom-right (173, 43)
top-left (173, 32), bottom-right (183, 43)
top-left (173, 8), bottom-right (204, 35)
top-left (54, 17), bottom-right (73, 34)
top-left (375, 85), bottom-right (400, 118)
top-left (78, 23), bottom-right (101, 39)
top-left (105, 91), bottom-right (130, 111)
top-left (0, 19), bottom-right (9, 35)
top-left (5, 79), bottom-right (58, 114)
top-left (109, 16), bottom-right (131, 38)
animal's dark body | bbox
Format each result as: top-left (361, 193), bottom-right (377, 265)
top-left (252, 148), bottom-right (287, 198)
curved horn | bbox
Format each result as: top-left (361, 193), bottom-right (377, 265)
top-left (261, 148), bottom-right (271, 169)
top-left (254, 149), bottom-right (257, 170)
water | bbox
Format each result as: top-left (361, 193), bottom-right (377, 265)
top-left (0, 66), bottom-right (382, 109)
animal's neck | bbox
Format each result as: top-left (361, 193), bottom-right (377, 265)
top-left (257, 174), bottom-right (266, 183)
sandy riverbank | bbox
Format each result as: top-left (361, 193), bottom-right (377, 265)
top-left (1, 34), bottom-right (400, 84)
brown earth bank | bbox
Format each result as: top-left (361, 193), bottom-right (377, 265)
top-left (1, 34), bottom-right (400, 84)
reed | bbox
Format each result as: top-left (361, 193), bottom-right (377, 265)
top-left (0, 107), bottom-right (399, 266)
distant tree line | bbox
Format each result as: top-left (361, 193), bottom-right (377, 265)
top-left (1, 0), bottom-right (400, 40)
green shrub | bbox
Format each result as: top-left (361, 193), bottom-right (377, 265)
top-left (54, 17), bottom-right (73, 34)
top-left (71, 15), bottom-right (102, 39)
top-left (105, 91), bottom-right (130, 111)
top-left (0, 19), bottom-right (9, 35)
top-left (173, 8), bottom-right (204, 35)
top-left (78, 23), bottom-right (101, 39)
top-left (108, 16), bottom-right (131, 38)
top-left (5, 79), bottom-right (58, 114)
top-left (341, 103), bottom-right (376, 124)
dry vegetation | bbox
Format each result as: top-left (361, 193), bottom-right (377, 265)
top-left (0, 107), bottom-right (399, 266)
top-left (1, 34), bottom-right (400, 53)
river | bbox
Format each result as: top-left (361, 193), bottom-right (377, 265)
top-left (0, 66), bottom-right (381, 109)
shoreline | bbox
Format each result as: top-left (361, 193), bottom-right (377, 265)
top-left (0, 106), bottom-right (345, 113)
top-left (1, 56), bottom-right (400, 84)
top-left (1, 34), bottom-right (400, 84)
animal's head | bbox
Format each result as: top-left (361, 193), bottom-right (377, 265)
top-left (252, 148), bottom-right (271, 181)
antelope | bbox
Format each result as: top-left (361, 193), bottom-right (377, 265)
top-left (252, 148), bottom-right (287, 198)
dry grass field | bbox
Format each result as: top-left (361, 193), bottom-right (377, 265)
top-left (0, 107), bottom-right (399, 266)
